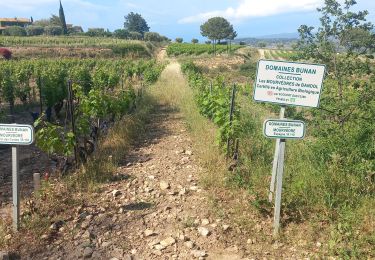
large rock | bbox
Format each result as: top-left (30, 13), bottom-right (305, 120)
top-left (160, 237), bottom-right (176, 247)
top-left (197, 227), bottom-right (210, 237)
top-left (83, 247), bottom-right (93, 258)
top-left (184, 241), bottom-right (194, 249)
top-left (159, 181), bottom-right (170, 190)
top-left (144, 229), bottom-right (155, 237)
top-left (191, 250), bottom-right (207, 258)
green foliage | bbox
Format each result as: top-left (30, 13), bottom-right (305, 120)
top-left (26, 26), bottom-right (44, 36)
top-left (3, 26), bottom-right (27, 36)
top-left (141, 61), bottom-right (165, 84)
top-left (44, 25), bottom-right (63, 36)
top-left (110, 43), bottom-right (149, 57)
top-left (144, 32), bottom-right (164, 42)
top-left (200, 17), bottom-right (234, 42)
top-left (191, 38), bottom-right (199, 44)
top-left (0, 66), bottom-right (15, 106)
top-left (113, 29), bottom-right (130, 39)
top-left (0, 58), bottom-right (164, 156)
top-left (34, 117), bottom-right (75, 156)
top-left (49, 15), bottom-right (62, 26)
top-left (293, 0), bottom-right (375, 194)
top-left (257, 42), bottom-right (266, 48)
top-left (175, 38), bottom-right (183, 43)
top-left (36, 61), bottom-right (68, 107)
top-left (226, 0), bottom-right (375, 256)
top-left (167, 43), bottom-right (242, 56)
top-left (239, 61), bottom-right (257, 80)
top-left (128, 31), bottom-right (143, 40)
top-left (0, 36), bottom-right (145, 49)
top-left (181, 61), bottom-right (241, 149)
top-left (86, 28), bottom-right (111, 37)
top-left (124, 12), bottom-right (150, 35)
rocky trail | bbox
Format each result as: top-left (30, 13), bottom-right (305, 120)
top-left (26, 63), bottom-right (248, 260)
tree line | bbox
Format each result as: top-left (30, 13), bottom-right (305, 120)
top-left (1, 6), bottom-right (169, 43)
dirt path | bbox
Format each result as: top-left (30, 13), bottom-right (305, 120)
top-left (258, 49), bottom-right (265, 59)
top-left (27, 63), bottom-right (247, 260)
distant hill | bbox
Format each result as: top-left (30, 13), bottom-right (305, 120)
top-left (233, 32), bottom-right (299, 48)
top-left (255, 32), bottom-right (299, 39)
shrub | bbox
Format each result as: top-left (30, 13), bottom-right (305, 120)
top-left (191, 38), bottom-right (199, 44)
top-left (257, 42), bottom-right (267, 48)
top-left (113, 29), bottom-right (130, 39)
top-left (44, 26), bottom-right (63, 36)
top-left (128, 31), bottom-right (142, 40)
top-left (144, 32), bottom-right (163, 42)
top-left (175, 38), bottom-right (183, 43)
top-left (26, 25), bottom-right (44, 36)
top-left (86, 28), bottom-right (111, 37)
top-left (68, 26), bottom-right (84, 34)
top-left (3, 26), bottom-right (26, 36)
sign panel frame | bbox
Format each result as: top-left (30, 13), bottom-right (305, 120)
top-left (0, 124), bottom-right (34, 145)
top-left (254, 59), bottom-right (326, 108)
top-left (263, 119), bottom-right (306, 139)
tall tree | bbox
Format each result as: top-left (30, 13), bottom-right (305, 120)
top-left (227, 25), bottom-right (237, 52)
top-left (124, 12), bottom-right (150, 36)
top-left (59, 0), bottom-right (68, 34)
top-left (50, 15), bottom-right (62, 26)
top-left (200, 17), bottom-right (234, 55)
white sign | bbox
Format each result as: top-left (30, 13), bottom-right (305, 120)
top-left (0, 124), bottom-right (34, 145)
top-left (264, 119), bottom-right (305, 139)
top-left (254, 60), bottom-right (326, 107)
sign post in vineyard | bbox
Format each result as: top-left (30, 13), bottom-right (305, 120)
top-left (254, 59), bottom-right (325, 236)
top-left (0, 124), bottom-right (34, 231)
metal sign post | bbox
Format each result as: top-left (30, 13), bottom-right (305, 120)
top-left (0, 124), bottom-right (34, 231)
top-left (12, 146), bottom-right (20, 231)
top-left (273, 138), bottom-right (286, 236)
top-left (269, 106), bottom-right (285, 202)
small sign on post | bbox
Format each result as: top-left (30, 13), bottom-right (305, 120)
top-left (263, 119), bottom-right (305, 139)
top-left (0, 124), bottom-right (34, 145)
top-left (0, 124), bottom-right (34, 231)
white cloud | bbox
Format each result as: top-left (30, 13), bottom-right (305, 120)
top-left (179, 0), bottom-right (324, 24)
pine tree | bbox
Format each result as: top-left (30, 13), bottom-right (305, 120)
top-left (59, 0), bottom-right (68, 34)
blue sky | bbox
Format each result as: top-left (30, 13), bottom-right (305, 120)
top-left (1, 0), bottom-right (374, 40)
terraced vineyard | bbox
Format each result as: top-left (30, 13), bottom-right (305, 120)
top-left (263, 49), bottom-right (298, 60)
top-left (167, 43), bottom-right (243, 56)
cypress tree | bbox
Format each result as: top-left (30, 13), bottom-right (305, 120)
top-left (59, 0), bottom-right (68, 34)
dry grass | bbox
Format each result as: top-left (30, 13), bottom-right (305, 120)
top-left (148, 61), bottom-right (227, 187)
